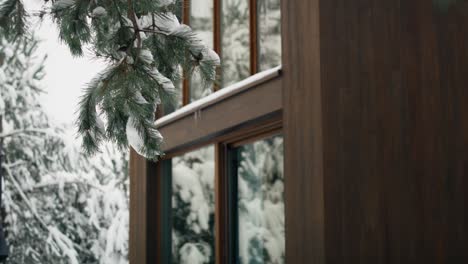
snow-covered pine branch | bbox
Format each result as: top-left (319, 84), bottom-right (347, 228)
top-left (0, 0), bottom-right (220, 160)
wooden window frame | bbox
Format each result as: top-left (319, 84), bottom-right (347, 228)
top-left (155, 116), bottom-right (282, 264)
top-left (181, 0), bottom-right (260, 106)
top-left (129, 0), bottom-right (326, 263)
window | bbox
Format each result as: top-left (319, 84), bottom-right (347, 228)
top-left (160, 131), bottom-right (284, 263)
top-left (221, 0), bottom-right (251, 86)
top-left (170, 146), bottom-right (216, 263)
top-left (257, 0), bottom-right (282, 71)
top-left (134, 1), bottom-right (284, 263)
top-left (189, 0), bottom-right (215, 102)
top-left (170, 0), bottom-right (282, 109)
top-left (231, 135), bottom-right (285, 263)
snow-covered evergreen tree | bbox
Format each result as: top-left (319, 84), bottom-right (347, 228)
top-left (237, 136), bottom-right (284, 264)
top-left (172, 146), bottom-right (215, 264)
top-left (0, 32), bottom-right (129, 263)
top-left (0, 0), bottom-right (220, 160)
top-left (221, 0), bottom-right (250, 87)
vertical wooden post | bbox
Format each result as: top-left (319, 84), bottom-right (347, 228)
top-left (249, 0), bottom-right (258, 75)
top-left (281, 0), bottom-right (325, 263)
top-left (213, 0), bottom-right (221, 91)
top-left (182, 0), bottom-right (191, 106)
top-left (129, 149), bottom-right (148, 264)
top-left (214, 143), bottom-right (228, 263)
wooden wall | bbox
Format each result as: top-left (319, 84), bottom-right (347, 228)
top-left (283, 0), bottom-right (468, 263)
top-left (130, 0), bottom-right (468, 263)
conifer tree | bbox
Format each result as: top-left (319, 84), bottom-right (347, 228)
top-left (1, 31), bottom-right (130, 263)
top-left (0, 0), bottom-right (220, 160)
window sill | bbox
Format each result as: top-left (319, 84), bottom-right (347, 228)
top-left (155, 65), bottom-right (282, 128)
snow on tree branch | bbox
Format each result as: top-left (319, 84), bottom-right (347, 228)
top-left (0, 0), bottom-right (220, 160)
top-left (0, 128), bottom-right (58, 139)
top-left (1, 30), bottom-right (130, 263)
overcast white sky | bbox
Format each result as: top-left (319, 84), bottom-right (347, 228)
top-left (25, 0), bottom-right (105, 124)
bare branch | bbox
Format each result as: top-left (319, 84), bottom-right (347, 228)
top-left (0, 128), bottom-right (55, 139)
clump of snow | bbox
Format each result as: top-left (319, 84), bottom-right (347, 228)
top-left (202, 48), bottom-right (220, 65)
top-left (179, 243), bottom-right (210, 264)
top-left (92, 6), bottom-right (107, 17)
top-left (149, 67), bottom-right (175, 91)
top-left (0, 96), bottom-right (4, 113)
top-left (133, 91), bottom-right (148, 104)
top-left (125, 55), bottom-right (134, 64)
top-left (126, 116), bottom-right (144, 155)
top-left (48, 227), bottom-right (79, 264)
top-left (157, 0), bottom-right (176, 7)
top-left (138, 49), bottom-right (154, 65)
top-left (153, 12), bottom-right (180, 33)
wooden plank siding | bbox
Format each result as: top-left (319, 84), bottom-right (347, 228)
top-left (318, 0), bottom-right (468, 263)
top-left (281, 0), bottom-right (326, 263)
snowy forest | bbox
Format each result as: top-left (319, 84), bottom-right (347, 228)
top-left (1, 32), bottom-right (129, 263)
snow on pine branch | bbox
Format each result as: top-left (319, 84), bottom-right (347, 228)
top-left (0, 0), bottom-right (220, 160)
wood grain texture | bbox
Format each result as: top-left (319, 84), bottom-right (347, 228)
top-left (146, 161), bottom-right (160, 264)
top-left (159, 77), bottom-right (282, 152)
top-left (215, 143), bottom-right (228, 264)
top-left (249, 0), bottom-right (258, 75)
top-left (282, 0), bottom-right (326, 263)
top-left (319, 0), bottom-right (468, 262)
top-left (129, 149), bottom-right (148, 264)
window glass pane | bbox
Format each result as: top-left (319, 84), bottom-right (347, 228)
top-left (235, 135), bottom-right (285, 263)
top-left (172, 146), bottom-right (216, 264)
top-left (257, 0), bottom-right (282, 71)
top-left (221, 0), bottom-right (250, 87)
top-left (190, 0), bottom-right (215, 102)
top-left (161, 1), bottom-right (182, 114)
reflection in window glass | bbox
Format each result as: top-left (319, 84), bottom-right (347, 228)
top-left (221, 0), bottom-right (250, 87)
top-left (257, 0), bottom-right (282, 71)
top-left (172, 146), bottom-right (215, 264)
top-left (190, 0), bottom-right (215, 102)
top-left (236, 136), bottom-right (285, 264)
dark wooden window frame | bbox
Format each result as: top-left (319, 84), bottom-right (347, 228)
top-left (156, 116), bottom-right (282, 264)
top-left (130, 63), bottom-right (283, 263)
top-left (129, 0), bottom-right (329, 263)
top-left (181, 0), bottom-right (260, 105)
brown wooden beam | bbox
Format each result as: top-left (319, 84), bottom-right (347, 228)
top-left (249, 0), bottom-right (258, 75)
top-left (281, 0), bottom-right (325, 263)
top-left (213, 0), bottom-right (221, 91)
top-left (159, 76), bottom-right (282, 152)
top-left (182, 0), bottom-right (191, 105)
top-left (129, 149), bottom-right (148, 264)
top-left (215, 143), bottom-right (228, 263)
